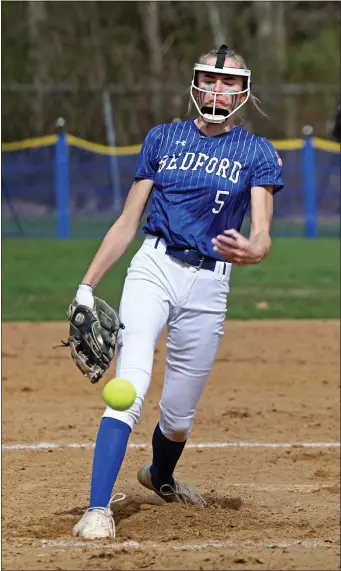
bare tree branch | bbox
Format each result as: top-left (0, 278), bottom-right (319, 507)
top-left (139, 1), bottom-right (163, 124)
top-left (27, 0), bottom-right (47, 134)
top-left (206, 1), bottom-right (226, 47)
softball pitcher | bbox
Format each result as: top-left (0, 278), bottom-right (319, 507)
top-left (70, 44), bottom-right (283, 539)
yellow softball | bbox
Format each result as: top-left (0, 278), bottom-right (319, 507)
top-left (102, 378), bottom-right (136, 411)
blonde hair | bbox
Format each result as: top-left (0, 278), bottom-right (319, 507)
top-left (188, 48), bottom-right (267, 118)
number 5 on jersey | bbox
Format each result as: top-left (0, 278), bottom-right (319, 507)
top-left (212, 190), bottom-right (230, 214)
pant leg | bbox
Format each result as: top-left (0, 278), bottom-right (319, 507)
top-left (159, 264), bottom-right (230, 441)
top-left (103, 246), bottom-right (170, 429)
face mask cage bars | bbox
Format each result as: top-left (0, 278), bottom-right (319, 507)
top-left (190, 64), bottom-right (251, 123)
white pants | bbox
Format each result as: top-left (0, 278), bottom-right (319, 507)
top-left (103, 235), bottom-right (232, 441)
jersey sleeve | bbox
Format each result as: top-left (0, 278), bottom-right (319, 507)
top-left (135, 125), bottom-right (163, 180)
top-left (250, 137), bottom-right (284, 193)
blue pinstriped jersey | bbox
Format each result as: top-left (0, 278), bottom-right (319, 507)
top-left (135, 119), bottom-right (283, 260)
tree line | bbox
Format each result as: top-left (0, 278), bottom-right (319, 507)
top-left (2, 1), bottom-right (340, 144)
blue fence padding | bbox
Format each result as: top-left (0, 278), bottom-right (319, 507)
top-left (2, 146), bottom-right (55, 203)
top-left (272, 149), bottom-right (303, 218)
top-left (316, 149), bottom-right (340, 216)
top-left (1, 136), bottom-right (340, 239)
top-left (68, 146), bottom-right (139, 214)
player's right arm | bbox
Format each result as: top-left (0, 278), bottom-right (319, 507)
top-left (75, 125), bottom-right (162, 306)
top-left (79, 179), bottom-right (153, 291)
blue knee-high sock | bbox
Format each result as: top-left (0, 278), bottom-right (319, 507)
top-left (150, 423), bottom-right (186, 490)
top-left (89, 417), bottom-right (131, 508)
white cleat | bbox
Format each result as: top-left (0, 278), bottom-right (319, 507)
top-left (72, 493), bottom-right (125, 539)
top-left (73, 507), bottom-right (115, 539)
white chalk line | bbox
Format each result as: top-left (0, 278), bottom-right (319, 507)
top-left (38, 538), bottom-right (337, 552)
top-left (2, 440), bottom-right (340, 451)
top-left (219, 483), bottom-right (338, 492)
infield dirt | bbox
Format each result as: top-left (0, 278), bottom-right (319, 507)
top-left (2, 320), bottom-right (340, 570)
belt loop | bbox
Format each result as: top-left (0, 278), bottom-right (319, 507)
top-left (154, 237), bottom-right (161, 249)
top-left (223, 262), bottom-right (226, 275)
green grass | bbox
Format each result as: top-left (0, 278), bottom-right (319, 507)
top-left (3, 216), bottom-right (340, 239)
top-left (2, 238), bottom-right (340, 321)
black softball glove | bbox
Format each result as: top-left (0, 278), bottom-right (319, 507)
top-left (64, 297), bottom-right (124, 383)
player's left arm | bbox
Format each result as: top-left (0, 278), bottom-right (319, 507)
top-left (248, 183), bottom-right (274, 260)
top-left (212, 137), bottom-right (283, 265)
top-left (211, 185), bottom-right (274, 265)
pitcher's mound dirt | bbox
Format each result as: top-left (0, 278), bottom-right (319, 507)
top-left (2, 320), bottom-right (340, 570)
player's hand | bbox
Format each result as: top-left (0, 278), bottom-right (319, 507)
top-left (75, 283), bottom-right (95, 309)
top-left (211, 229), bottom-right (265, 265)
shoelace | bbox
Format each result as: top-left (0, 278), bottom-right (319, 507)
top-left (109, 492), bottom-right (126, 505)
top-left (160, 480), bottom-right (206, 507)
top-left (86, 492), bottom-right (126, 538)
top-left (88, 491), bottom-right (126, 512)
